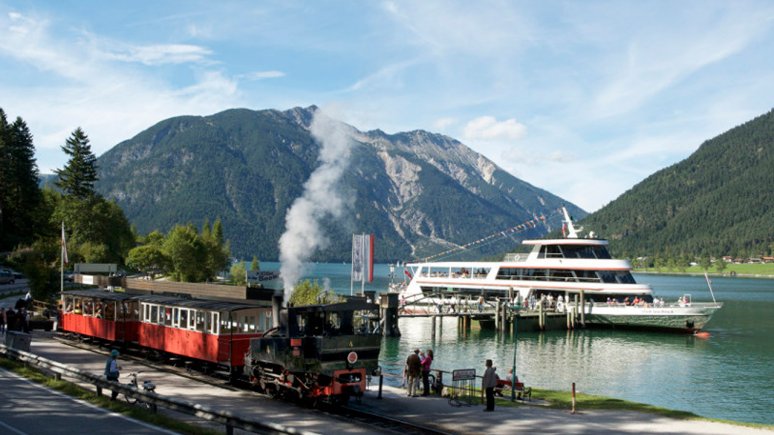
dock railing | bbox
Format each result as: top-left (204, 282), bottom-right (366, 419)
top-left (0, 343), bottom-right (314, 435)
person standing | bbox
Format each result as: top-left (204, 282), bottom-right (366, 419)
top-left (406, 349), bottom-right (421, 397)
top-left (482, 359), bottom-right (497, 411)
top-left (421, 349), bottom-right (434, 396)
top-left (104, 349), bottom-right (121, 400)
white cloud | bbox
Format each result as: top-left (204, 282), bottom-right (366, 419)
top-left (104, 43), bottom-right (213, 65)
top-left (0, 11), bottom-right (244, 173)
top-left (462, 116), bottom-right (526, 142)
top-left (433, 117), bottom-right (456, 130)
top-left (241, 70), bottom-right (285, 80)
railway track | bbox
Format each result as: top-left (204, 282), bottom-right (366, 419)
top-left (324, 403), bottom-right (454, 435)
top-left (50, 332), bottom-right (452, 434)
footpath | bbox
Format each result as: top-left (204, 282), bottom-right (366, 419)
top-left (353, 385), bottom-right (774, 435)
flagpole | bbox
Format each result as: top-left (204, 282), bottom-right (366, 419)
top-left (350, 234), bottom-right (355, 296)
top-left (60, 222), bottom-right (65, 295)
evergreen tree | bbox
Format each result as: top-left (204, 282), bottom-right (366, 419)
top-left (0, 110), bottom-right (43, 250)
top-left (163, 224), bottom-right (208, 282)
top-left (230, 261), bottom-right (246, 285)
top-left (250, 256), bottom-right (260, 271)
top-left (55, 128), bottom-right (98, 199)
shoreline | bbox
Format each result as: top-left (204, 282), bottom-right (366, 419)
top-left (633, 270), bottom-right (774, 279)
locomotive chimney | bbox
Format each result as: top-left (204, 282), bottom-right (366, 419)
top-left (272, 290), bottom-right (283, 328)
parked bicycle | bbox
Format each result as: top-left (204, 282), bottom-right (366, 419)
top-left (124, 372), bottom-right (157, 410)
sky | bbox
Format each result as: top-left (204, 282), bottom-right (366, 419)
top-left (1, 1), bottom-right (772, 212)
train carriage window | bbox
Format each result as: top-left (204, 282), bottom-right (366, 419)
top-left (208, 312), bottom-right (219, 335)
top-left (179, 309), bottom-right (188, 329)
top-left (130, 302), bottom-right (139, 321)
top-left (142, 304), bottom-right (149, 322)
top-left (104, 302), bottom-right (115, 321)
top-left (188, 310), bottom-right (197, 330)
top-left (171, 308), bottom-right (178, 327)
top-left (220, 313), bottom-right (235, 333)
top-left (64, 296), bottom-right (74, 313)
top-left (195, 311), bottom-right (206, 332)
top-left (164, 307), bottom-right (172, 326)
top-left (242, 315), bottom-right (256, 332)
top-left (150, 305), bottom-right (158, 323)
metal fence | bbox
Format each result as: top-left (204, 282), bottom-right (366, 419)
top-left (447, 368), bottom-right (480, 407)
top-left (0, 343), bottom-right (314, 435)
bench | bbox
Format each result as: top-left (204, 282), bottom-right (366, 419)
top-left (514, 382), bottom-right (532, 401)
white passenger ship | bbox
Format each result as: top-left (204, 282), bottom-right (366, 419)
top-left (398, 208), bottom-right (722, 332)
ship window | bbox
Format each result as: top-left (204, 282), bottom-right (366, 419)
top-left (598, 271), bottom-right (617, 283)
top-left (575, 270), bottom-right (601, 283)
top-left (523, 269), bottom-right (547, 281)
top-left (540, 245), bottom-right (564, 258)
top-left (562, 245), bottom-right (612, 259)
top-left (496, 267), bottom-right (521, 280)
top-left (548, 269), bottom-right (576, 281)
top-left (616, 272), bottom-right (636, 284)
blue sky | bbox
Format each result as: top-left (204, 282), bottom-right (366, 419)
top-left (1, 1), bottom-right (772, 212)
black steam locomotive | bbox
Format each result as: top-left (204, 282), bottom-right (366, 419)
top-left (244, 298), bottom-right (382, 403)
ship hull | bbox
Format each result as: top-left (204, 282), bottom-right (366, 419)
top-left (585, 303), bottom-right (723, 331)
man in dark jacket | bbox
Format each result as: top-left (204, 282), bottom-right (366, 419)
top-left (406, 349), bottom-right (422, 397)
top-left (482, 359), bottom-right (497, 411)
top-left (104, 349), bottom-right (121, 400)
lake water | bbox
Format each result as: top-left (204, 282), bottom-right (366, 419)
top-left (261, 262), bottom-right (774, 425)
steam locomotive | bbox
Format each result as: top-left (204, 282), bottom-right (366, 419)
top-left (244, 298), bottom-right (382, 403)
top-left (59, 289), bottom-right (383, 403)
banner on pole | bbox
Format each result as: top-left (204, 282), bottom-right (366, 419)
top-left (351, 233), bottom-right (375, 284)
top-left (352, 234), bottom-right (364, 283)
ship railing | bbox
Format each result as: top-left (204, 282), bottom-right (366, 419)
top-left (502, 253), bottom-right (529, 262)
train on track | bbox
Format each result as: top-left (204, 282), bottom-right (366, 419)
top-left (59, 289), bottom-right (382, 403)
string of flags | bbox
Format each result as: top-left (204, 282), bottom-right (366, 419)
top-left (419, 208), bottom-right (563, 262)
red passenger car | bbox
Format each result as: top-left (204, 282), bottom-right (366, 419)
top-left (134, 294), bottom-right (271, 369)
top-left (61, 290), bottom-right (140, 342)
top-left (60, 290), bottom-right (272, 373)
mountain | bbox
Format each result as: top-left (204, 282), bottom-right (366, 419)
top-left (95, 106), bottom-right (585, 262)
top-left (580, 109), bottom-right (774, 258)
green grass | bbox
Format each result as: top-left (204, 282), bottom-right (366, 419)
top-left (635, 262), bottom-right (774, 277)
top-left (0, 358), bottom-right (221, 435)
top-left (493, 387), bottom-right (774, 430)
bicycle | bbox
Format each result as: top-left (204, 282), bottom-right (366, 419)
top-left (123, 372), bottom-right (157, 410)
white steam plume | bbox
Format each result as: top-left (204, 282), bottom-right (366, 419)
top-left (278, 109), bottom-right (354, 304)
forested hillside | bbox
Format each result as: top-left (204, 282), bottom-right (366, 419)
top-left (581, 109), bottom-right (774, 258)
top-left (95, 106), bottom-right (584, 261)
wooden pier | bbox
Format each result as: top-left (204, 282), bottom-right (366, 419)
top-left (397, 291), bottom-right (589, 334)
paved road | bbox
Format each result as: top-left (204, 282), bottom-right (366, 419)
top-left (0, 367), bottom-right (177, 435)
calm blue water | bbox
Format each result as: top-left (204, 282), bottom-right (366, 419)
top-left (262, 262), bottom-right (774, 425)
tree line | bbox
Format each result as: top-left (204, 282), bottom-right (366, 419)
top-left (0, 108), bottom-right (231, 301)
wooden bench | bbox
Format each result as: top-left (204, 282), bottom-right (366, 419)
top-left (495, 379), bottom-right (532, 400)
top-left (514, 382), bottom-right (532, 401)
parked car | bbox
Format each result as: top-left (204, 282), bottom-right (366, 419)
top-left (0, 269), bottom-right (15, 285)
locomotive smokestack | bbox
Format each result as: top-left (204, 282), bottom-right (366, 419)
top-left (272, 292), bottom-right (283, 328)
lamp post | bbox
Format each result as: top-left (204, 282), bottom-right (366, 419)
top-left (511, 297), bottom-right (521, 402)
